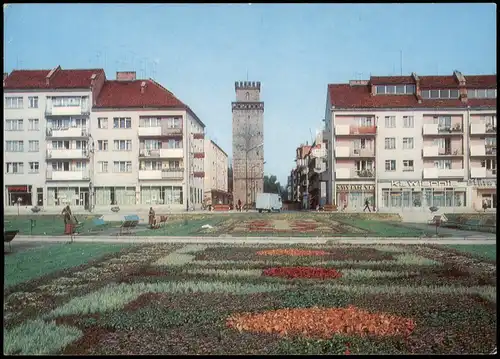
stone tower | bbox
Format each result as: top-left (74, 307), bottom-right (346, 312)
top-left (231, 81), bottom-right (264, 208)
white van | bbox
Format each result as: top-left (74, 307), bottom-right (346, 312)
top-left (256, 193), bottom-right (282, 213)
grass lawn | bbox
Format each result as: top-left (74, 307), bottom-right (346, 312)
top-left (4, 243), bottom-right (133, 288)
top-left (3, 243), bottom-right (496, 355)
top-left (443, 244), bottom-right (496, 261)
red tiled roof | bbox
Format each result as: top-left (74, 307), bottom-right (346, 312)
top-left (464, 75), bottom-right (497, 89)
top-left (94, 79), bottom-right (187, 109)
top-left (328, 73), bottom-right (497, 109)
top-left (370, 76), bottom-right (414, 85)
top-left (3, 67), bottom-right (105, 89)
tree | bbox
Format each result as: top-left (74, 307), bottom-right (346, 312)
top-left (263, 174), bottom-right (283, 194)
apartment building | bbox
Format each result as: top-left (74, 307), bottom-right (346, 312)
top-left (203, 139), bottom-right (229, 205)
top-left (4, 68), bottom-right (206, 211)
top-left (325, 71), bottom-right (497, 212)
top-left (3, 66), bottom-right (105, 209)
top-left (294, 143), bottom-right (312, 209)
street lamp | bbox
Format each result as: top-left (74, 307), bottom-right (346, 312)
top-left (251, 161), bottom-right (266, 204)
top-left (245, 142), bottom-right (264, 209)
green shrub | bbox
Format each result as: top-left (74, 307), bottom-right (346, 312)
top-left (45, 281), bottom-right (291, 318)
top-left (4, 319), bottom-right (82, 355)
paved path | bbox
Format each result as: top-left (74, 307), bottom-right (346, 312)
top-left (13, 235), bottom-right (496, 245)
top-left (398, 222), bottom-right (494, 238)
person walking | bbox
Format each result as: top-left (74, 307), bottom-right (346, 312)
top-left (237, 199), bottom-right (242, 212)
top-left (62, 205), bottom-right (75, 234)
top-left (363, 199), bottom-right (371, 212)
top-left (148, 207), bottom-right (156, 228)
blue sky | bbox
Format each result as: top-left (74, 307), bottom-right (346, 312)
top-left (4, 3), bottom-right (496, 185)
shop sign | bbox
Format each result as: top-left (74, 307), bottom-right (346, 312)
top-left (391, 180), bottom-right (496, 188)
top-left (468, 179), bottom-right (496, 188)
top-left (8, 186), bottom-right (28, 192)
top-left (337, 184), bottom-right (375, 191)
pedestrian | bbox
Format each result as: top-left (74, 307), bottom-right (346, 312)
top-left (62, 205), bottom-right (75, 234)
top-left (148, 207), bottom-right (156, 228)
top-left (363, 199), bottom-right (371, 212)
top-left (237, 199), bottom-right (242, 212)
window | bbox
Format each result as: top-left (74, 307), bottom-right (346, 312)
top-left (5, 97), bottom-right (23, 109)
top-left (485, 137), bottom-right (496, 147)
top-left (28, 119), bottom-right (39, 131)
top-left (139, 117), bottom-right (161, 128)
top-left (169, 160), bottom-right (181, 168)
top-left (97, 140), bottom-right (108, 151)
top-left (422, 89), bottom-right (461, 99)
top-left (28, 96), bottom-right (38, 108)
top-left (402, 160), bottom-right (414, 172)
top-left (385, 137), bottom-right (396, 149)
top-left (6, 141), bottom-right (24, 152)
top-left (402, 137), bottom-right (414, 149)
top-left (403, 116), bottom-right (414, 128)
top-left (245, 92), bottom-right (250, 100)
top-left (52, 162), bottom-right (70, 171)
top-left (405, 84), bottom-right (416, 94)
top-left (98, 161), bottom-right (109, 173)
top-left (385, 116), bottom-right (396, 128)
top-left (375, 85), bottom-right (386, 94)
top-left (143, 139), bottom-right (161, 150)
top-left (385, 160), bottom-right (396, 171)
top-left (396, 85), bottom-right (405, 94)
top-left (113, 117), bottom-right (132, 129)
top-left (140, 161), bottom-right (162, 170)
top-left (386, 86), bottom-right (395, 94)
top-left (28, 140), bottom-right (39, 152)
top-left (481, 159), bottom-right (497, 170)
top-left (52, 140), bottom-right (70, 150)
top-left (356, 117), bottom-right (373, 127)
top-left (113, 161), bottom-right (132, 173)
top-left (437, 116), bottom-right (452, 130)
top-left (434, 160), bottom-right (452, 169)
top-left (98, 118), bottom-right (108, 129)
top-left (29, 162), bottom-right (39, 173)
top-left (5, 119), bottom-right (23, 131)
top-left (114, 140), bottom-right (132, 151)
top-left (52, 97), bottom-right (81, 107)
top-left (167, 139), bottom-right (182, 149)
top-left (486, 89), bottom-right (496, 98)
top-left (6, 162), bottom-right (24, 174)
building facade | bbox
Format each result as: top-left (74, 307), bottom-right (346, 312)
top-left (203, 139), bottom-right (229, 205)
top-left (4, 68), bottom-right (206, 212)
top-left (325, 72), bottom-right (496, 212)
top-left (231, 81), bottom-right (264, 207)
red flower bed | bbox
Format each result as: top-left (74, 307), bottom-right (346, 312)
top-left (262, 266), bottom-right (342, 279)
top-left (256, 249), bottom-right (330, 256)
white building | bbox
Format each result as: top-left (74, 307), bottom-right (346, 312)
top-left (3, 68), bottom-right (206, 212)
top-left (203, 139), bottom-right (229, 205)
top-left (325, 72), bottom-right (496, 213)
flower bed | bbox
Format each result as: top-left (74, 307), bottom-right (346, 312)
top-left (291, 221), bottom-right (318, 232)
top-left (262, 267), bottom-right (342, 279)
top-left (256, 249), bottom-right (330, 256)
top-left (226, 305), bottom-right (416, 339)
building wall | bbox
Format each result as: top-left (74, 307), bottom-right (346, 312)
top-left (204, 139), bottom-right (229, 203)
top-left (4, 89), bottom-right (92, 207)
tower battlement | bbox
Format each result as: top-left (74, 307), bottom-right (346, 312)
top-left (235, 81), bottom-right (261, 90)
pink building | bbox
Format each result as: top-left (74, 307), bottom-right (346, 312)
top-left (324, 72), bottom-right (496, 213)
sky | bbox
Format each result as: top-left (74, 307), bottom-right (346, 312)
top-left (3, 3), bottom-right (497, 185)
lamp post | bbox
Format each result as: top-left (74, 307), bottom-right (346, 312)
top-left (244, 142), bottom-right (264, 209)
top-left (250, 161), bottom-right (266, 204)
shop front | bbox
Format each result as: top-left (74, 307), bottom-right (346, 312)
top-left (6, 185), bottom-right (32, 206)
top-left (379, 180), bottom-right (470, 211)
top-left (336, 184), bottom-right (375, 211)
top-left (471, 179), bottom-right (497, 211)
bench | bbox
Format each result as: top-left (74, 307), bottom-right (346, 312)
top-left (90, 217), bottom-right (107, 232)
top-left (5, 230), bottom-right (19, 252)
top-left (462, 219), bottom-right (481, 231)
top-left (323, 204), bottom-right (338, 212)
top-left (119, 215), bottom-right (140, 235)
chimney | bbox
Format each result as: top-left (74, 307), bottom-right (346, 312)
top-left (90, 73), bottom-right (97, 88)
top-left (454, 70), bottom-right (466, 86)
top-left (412, 72), bottom-right (422, 101)
top-left (140, 81), bottom-right (146, 94)
top-left (116, 71), bottom-right (136, 81)
top-left (46, 65), bottom-right (60, 86)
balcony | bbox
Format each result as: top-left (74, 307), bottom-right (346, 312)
top-left (470, 123), bottom-right (497, 135)
top-left (470, 167), bottom-right (497, 179)
top-left (137, 126), bottom-right (183, 137)
top-left (193, 152), bottom-right (205, 159)
top-left (193, 133), bottom-right (205, 140)
top-left (335, 146), bottom-right (375, 158)
top-left (470, 145), bottom-right (497, 157)
top-left (422, 147), bottom-right (463, 157)
top-left (335, 125), bottom-right (377, 136)
top-left (423, 123), bottom-right (463, 136)
top-left (296, 158), bottom-right (308, 168)
top-left (422, 168), bottom-right (465, 179)
top-left (139, 148), bottom-right (184, 158)
top-left (193, 171), bottom-right (205, 178)
top-left (46, 149), bottom-right (89, 159)
top-left (138, 168), bottom-right (185, 180)
top-left (46, 127), bottom-right (89, 138)
top-left (45, 105), bottom-right (90, 116)
top-left (46, 169), bottom-right (90, 181)
top-left (335, 168), bottom-right (375, 179)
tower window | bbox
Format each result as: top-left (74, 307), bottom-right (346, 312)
top-left (245, 92), bottom-right (250, 100)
